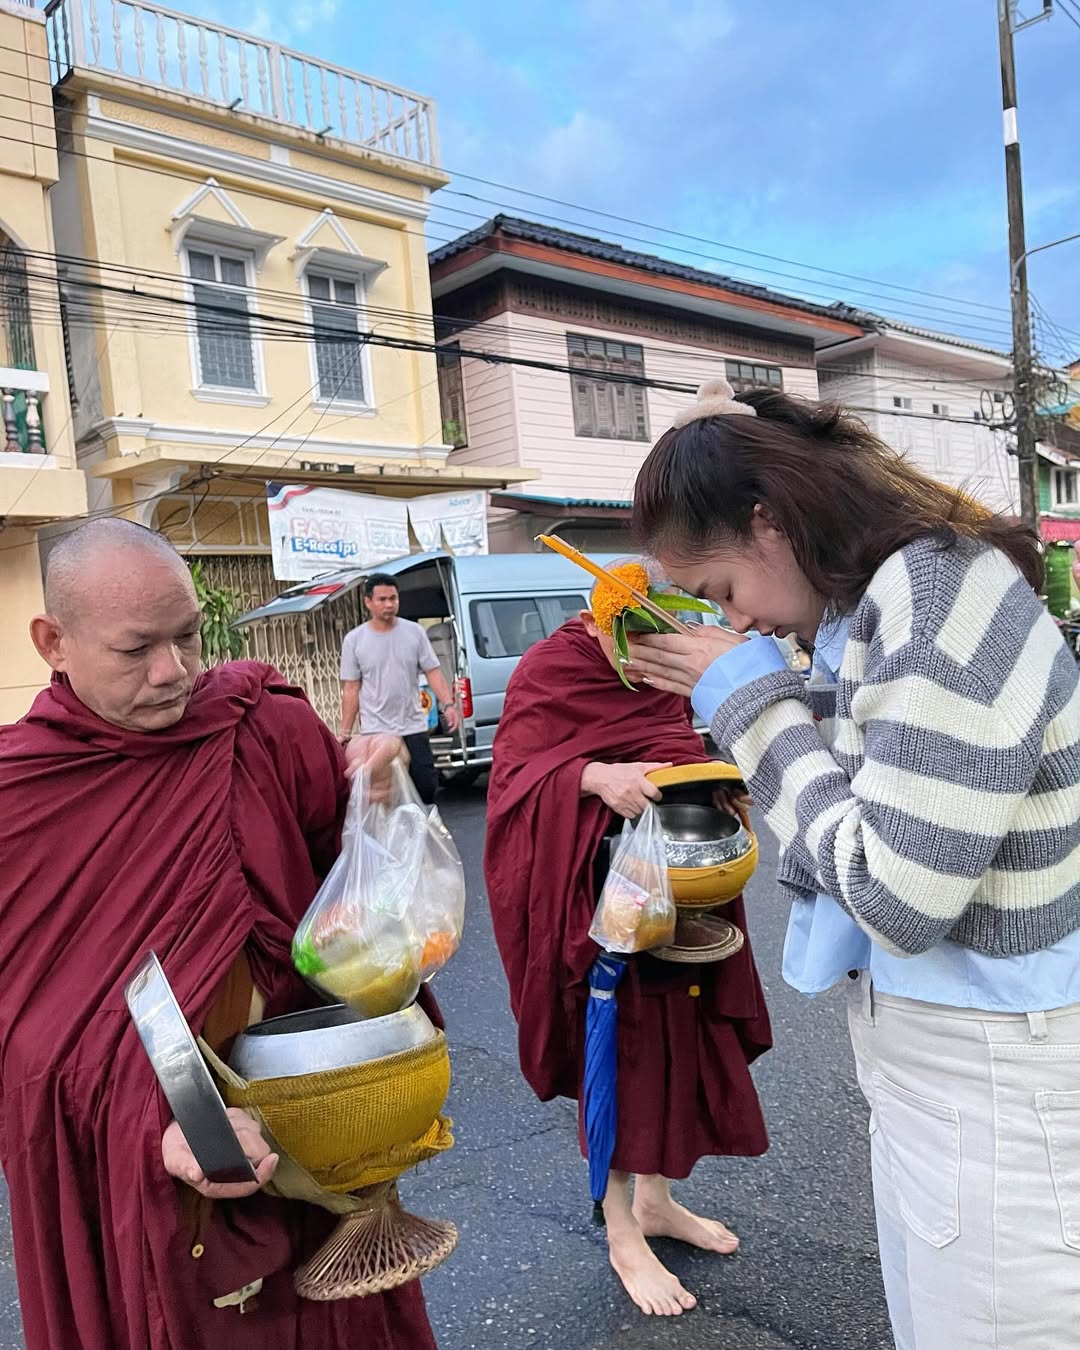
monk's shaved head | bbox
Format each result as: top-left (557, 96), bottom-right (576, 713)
top-left (33, 518), bottom-right (204, 731)
top-left (44, 519), bottom-right (191, 628)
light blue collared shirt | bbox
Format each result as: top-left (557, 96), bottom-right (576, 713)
top-left (691, 623), bottom-right (1080, 1013)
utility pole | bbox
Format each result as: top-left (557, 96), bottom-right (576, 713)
top-left (997, 0), bottom-right (1043, 533)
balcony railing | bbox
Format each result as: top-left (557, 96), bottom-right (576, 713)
top-left (44, 0), bottom-right (439, 168)
top-left (0, 370), bottom-right (48, 455)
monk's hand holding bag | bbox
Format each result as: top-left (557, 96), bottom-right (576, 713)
top-left (589, 805), bottom-right (676, 954)
top-left (292, 754), bottom-right (466, 1017)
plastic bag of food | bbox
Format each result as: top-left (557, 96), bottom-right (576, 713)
top-left (292, 755), bottom-right (466, 1017)
top-left (588, 805), bottom-right (675, 954)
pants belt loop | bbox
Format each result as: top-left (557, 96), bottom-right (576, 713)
top-left (1027, 1010), bottom-right (1049, 1041)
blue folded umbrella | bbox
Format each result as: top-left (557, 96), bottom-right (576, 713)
top-left (582, 951), bottom-right (629, 1222)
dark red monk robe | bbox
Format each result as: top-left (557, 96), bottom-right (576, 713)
top-left (484, 620), bottom-right (771, 1179)
top-left (0, 662), bottom-right (437, 1350)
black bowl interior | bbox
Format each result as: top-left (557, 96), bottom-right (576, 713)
top-left (655, 802), bottom-right (739, 843)
top-left (244, 1003), bottom-right (367, 1038)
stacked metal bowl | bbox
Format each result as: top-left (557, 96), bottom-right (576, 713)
top-left (226, 1001), bottom-right (457, 1301)
top-left (644, 763), bottom-right (760, 963)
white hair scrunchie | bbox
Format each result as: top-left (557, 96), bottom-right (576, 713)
top-left (671, 377), bottom-right (758, 430)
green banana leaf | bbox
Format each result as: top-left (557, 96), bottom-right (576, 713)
top-left (647, 592), bottom-right (718, 616)
top-left (611, 613), bottom-right (637, 691)
top-left (621, 608), bottom-right (666, 633)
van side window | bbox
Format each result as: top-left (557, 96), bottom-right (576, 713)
top-left (470, 594), bottom-right (586, 658)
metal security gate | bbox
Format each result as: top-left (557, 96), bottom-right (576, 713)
top-left (197, 554), bottom-right (363, 729)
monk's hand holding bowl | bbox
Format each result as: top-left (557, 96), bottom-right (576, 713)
top-left (580, 760), bottom-right (672, 820)
top-left (162, 1107), bottom-right (278, 1200)
top-left (626, 625), bottom-right (748, 700)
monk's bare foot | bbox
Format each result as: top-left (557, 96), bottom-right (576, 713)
top-left (633, 1193), bottom-right (740, 1255)
top-left (607, 1223), bottom-right (698, 1317)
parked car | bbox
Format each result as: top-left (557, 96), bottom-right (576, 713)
top-left (234, 551), bottom-right (804, 780)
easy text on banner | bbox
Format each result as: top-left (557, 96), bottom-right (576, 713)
top-left (266, 483), bottom-right (410, 582)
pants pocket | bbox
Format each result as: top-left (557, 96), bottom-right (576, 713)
top-left (1036, 1089), bottom-right (1080, 1252)
top-left (872, 1070), bottom-right (961, 1249)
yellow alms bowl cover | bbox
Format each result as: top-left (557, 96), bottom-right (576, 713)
top-left (646, 762), bottom-right (746, 792)
top-left (223, 1034), bottom-right (452, 1194)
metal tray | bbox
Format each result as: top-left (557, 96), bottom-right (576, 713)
top-left (125, 951), bottom-right (257, 1186)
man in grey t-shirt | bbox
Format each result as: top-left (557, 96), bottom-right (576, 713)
top-left (339, 573), bottom-right (460, 803)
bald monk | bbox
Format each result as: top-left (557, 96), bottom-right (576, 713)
top-left (0, 519), bottom-right (438, 1350)
top-left (484, 587), bottom-right (771, 1318)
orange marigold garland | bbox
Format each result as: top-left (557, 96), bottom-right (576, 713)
top-left (590, 561), bottom-right (719, 690)
top-left (591, 563), bottom-right (651, 635)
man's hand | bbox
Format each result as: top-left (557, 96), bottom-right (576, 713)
top-left (714, 785), bottom-right (753, 827)
top-left (162, 1108), bottom-right (277, 1200)
top-left (442, 704), bottom-right (462, 734)
top-left (580, 761), bottom-right (672, 819)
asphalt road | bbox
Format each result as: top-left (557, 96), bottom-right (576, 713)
top-left (0, 785), bottom-right (892, 1350)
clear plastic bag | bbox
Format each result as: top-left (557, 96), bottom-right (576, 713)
top-left (588, 804), bottom-right (676, 954)
top-left (293, 756), bottom-right (466, 1018)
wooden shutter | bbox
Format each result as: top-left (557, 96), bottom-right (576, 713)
top-left (437, 344), bottom-right (468, 446)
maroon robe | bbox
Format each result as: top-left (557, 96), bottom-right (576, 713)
top-left (0, 662), bottom-right (437, 1350)
top-left (484, 620), bottom-right (771, 1179)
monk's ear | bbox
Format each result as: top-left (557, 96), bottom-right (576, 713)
top-left (580, 609), bottom-right (597, 634)
top-left (30, 614), bottom-right (67, 671)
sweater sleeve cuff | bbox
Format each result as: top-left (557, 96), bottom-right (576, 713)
top-left (691, 634), bottom-right (790, 724)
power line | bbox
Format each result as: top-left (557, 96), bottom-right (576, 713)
top-left (8, 269), bottom-right (1023, 420)
top-left (428, 195), bottom-right (1014, 326)
top-left (2, 267), bottom-right (705, 391)
top-left (0, 67), bottom-right (1036, 340)
top-left (2, 249), bottom-right (1025, 387)
top-left (1054, 0), bottom-right (1080, 33)
top-left (10, 36), bottom-right (1080, 355)
top-left (422, 204), bottom-right (1018, 336)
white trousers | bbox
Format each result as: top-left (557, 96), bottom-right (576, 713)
top-left (847, 975), bottom-right (1080, 1350)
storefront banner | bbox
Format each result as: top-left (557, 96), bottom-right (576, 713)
top-left (266, 483), bottom-right (410, 581)
top-left (407, 490), bottom-right (489, 556)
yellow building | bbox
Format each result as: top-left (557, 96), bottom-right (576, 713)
top-left (0, 0), bottom-right (87, 721)
top-left (18, 0), bottom-right (527, 720)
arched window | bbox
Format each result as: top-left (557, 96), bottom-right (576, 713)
top-left (0, 230), bottom-right (36, 371)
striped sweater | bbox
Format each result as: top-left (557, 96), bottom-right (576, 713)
top-left (712, 535), bottom-right (1080, 957)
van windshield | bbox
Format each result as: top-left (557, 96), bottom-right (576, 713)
top-left (470, 594), bottom-right (586, 659)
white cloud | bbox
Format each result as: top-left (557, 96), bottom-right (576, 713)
top-left (1026, 183), bottom-right (1079, 219)
top-left (293, 0), bottom-right (341, 35)
top-left (532, 111), bottom-right (628, 196)
top-left (581, 0), bottom-right (735, 73)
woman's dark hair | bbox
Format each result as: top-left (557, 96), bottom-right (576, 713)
top-left (363, 572), bottom-right (398, 597)
top-left (632, 388), bottom-right (1043, 609)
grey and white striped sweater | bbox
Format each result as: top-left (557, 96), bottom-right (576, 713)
top-left (713, 535), bottom-right (1080, 957)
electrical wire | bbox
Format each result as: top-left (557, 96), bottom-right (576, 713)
top-left (0, 259), bottom-right (1023, 390)
top-left (11, 34), bottom-right (1080, 355)
top-left (1054, 0), bottom-right (1080, 34)
top-left (6, 43), bottom-right (1022, 320)
top-left (0, 73), bottom-right (1036, 341)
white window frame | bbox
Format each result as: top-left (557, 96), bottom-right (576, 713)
top-left (724, 359), bottom-right (784, 394)
top-left (304, 267), bottom-right (376, 416)
top-left (932, 421), bottom-right (950, 472)
top-left (181, 244), bottom-right (268, 406)
top-left (1051, 466), bottom-right (1080, 509)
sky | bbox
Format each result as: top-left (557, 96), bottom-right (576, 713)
top-left (187, 0), bottom-right (1080, 364)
